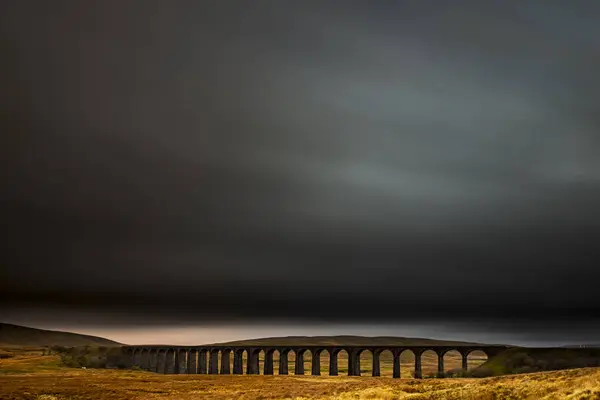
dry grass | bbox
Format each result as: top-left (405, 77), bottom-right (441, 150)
top-left (2, 350), bottom-right (600, 399)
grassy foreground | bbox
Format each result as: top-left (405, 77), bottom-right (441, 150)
top-left (2, 350), bottom-right (600, 399)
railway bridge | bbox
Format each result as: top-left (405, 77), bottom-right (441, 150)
top-left (123, 344), bottom-right (509, 378)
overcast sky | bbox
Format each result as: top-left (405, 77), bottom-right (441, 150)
top-left (2, 1), bottom-right (600, 345)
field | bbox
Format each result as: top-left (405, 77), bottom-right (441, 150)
top-left (2, 347), bottom-right (600, 399)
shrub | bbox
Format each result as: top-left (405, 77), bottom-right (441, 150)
top-left (514, 366), bottom-right (535, 374)
top-left (470, 367), bottom-right (493, 378)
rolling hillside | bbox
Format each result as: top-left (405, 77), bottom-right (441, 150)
top-left (211, 335), bottom-right (488, 347)
top-left (0, 323), bottom-right (121, 347)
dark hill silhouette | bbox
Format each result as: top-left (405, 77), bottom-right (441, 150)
top-left (210, 335), bottom-right (488, 347)
top-left (0, 323), bottom-right (121, 347)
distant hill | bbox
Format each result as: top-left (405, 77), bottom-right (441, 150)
top-left (211, 335), bottom-right (488, 347)
top-left (0, 323), bottom-right (121, 347)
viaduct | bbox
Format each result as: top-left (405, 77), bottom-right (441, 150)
top-left (123, 344), bottom-right (509, 378)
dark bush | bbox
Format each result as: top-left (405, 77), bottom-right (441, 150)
top-left (513, 366), bottom-right (536, 374)
top-left (445, 368), bottom-right (465, 378)
top-left (470, 366), bottom-right (493, 378)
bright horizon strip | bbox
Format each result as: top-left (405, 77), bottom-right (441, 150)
top-left (3, 319), bottom-right (595, 348)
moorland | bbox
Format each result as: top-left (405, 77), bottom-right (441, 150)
top-left (2, 323), bottom-right (600, 399)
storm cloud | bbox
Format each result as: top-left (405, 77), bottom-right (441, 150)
top-left (2, 1), bottom-right (600, 327)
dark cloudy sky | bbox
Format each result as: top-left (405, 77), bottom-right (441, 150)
top-left (2, 1), bottom-right (600, 345)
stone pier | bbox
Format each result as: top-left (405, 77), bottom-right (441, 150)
top-left (372, 351), bottom-right (380, 377)
top-left (220, 350), bottom-right (231, 374)
top-left (294, 350), bottom-right (305, 375)
top-left (187, 350), bottom-right (197, 374)
top-left (198, 350), bottom-right (207, 374)
top-left (329, 351), bottom-right (338, 376)
top-left (279, 350), bottom-right (289, 375)
top-left (264, 350), bottom-right (274, 375)
top-left (209, 350), bottom-right (219, 374)
top-left (311, 350), bottom-right (321, 376)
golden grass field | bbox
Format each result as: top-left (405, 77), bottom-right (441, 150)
top-left (2, 347), bottom-right (600, 399)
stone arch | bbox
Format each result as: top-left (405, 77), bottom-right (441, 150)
top-left (287, 348), bottom-right (305, 375)
top-left (278, 348), bottom-right (290, 375)
top-left (420, 349), bottom-right (438, 378)
top-left (207, 348), bottom-right (219, 374)
top-left (157, 348), bottom-right (167, 373)
top-left (311, 348), bottom-right (327, 376)
top-left (139, 348), bottom-right (150, 370)
top-left (264, 348), bottom-right (277, 375)
top-left (132, 348), bottom-right (142, 367)
top-left (330, 348), bottom-right (351, 376)
top-left (399, 348), bottom-right (416, 378)
top-left (242, 348), bottom-right (252, 374)
top-left (146, 348), bottom-right (156, 371)
top-left (232, 348), bottom-right (245, 374)
top-left (175, 348), bottom-right (188, 374)
top-left (246, 348), bottom-right (261, 374)
top-left (148, 349), bottom-right (159, 372)
top-left (320, 348), bottom-right (332, 376)
top-left (258, 348), bottom-right (266, 375)
top-left (186, 348), bottom-right (197, 374)
top-left (298, 348), bottom-right (312, 375)
top-left (196, 348), bottom-right (208, 374)
top-left (219, 348), bottom-right (232, 374)
top-left (376, 349), bottom-right (394, 377)
top-left (133, 348), bottom-right (141, 369)
top-left (165, 348), bottom-right (176, 374)
top-left (441, 349), bottom-right (462, 377)
top-left (286, 349), bottom-right (295, 375)
top-left (465, 349), bottom-right (488, 372)
top-left (355, 348), bottom-right (374, 376)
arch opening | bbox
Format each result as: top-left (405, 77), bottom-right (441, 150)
top-left (207, 349), bottom-right (219, 374)
top-left (399, 349), bottom-right (416, 378)
top-left (148, 349), bottom-right (159, 373)
top-left (165, 348), bottom-right (176, 374)
top-left (286, 349), bottom-right (295, 375)
top-left (466, 350), bottom-right (488, 375)
top-left (196, 349), bottom-right (208, 374)
top-left (420, 350), bottom-right (438, 378)
top-left (132, 349), bottom-right (142, 368)
top-left (332, 349), bottom-right (350, 376)
top-left (139, 349), bottom-right (150, 370)
top-left (186, 349), bottom-right (197, 374)
top-left (357, 349), bottom-right (374, 377)
top-left (156, 349), bottom-right (167, 374)
top-left (378, 350), bottom-right (394, 377)
top-left (242, 349), bottom-right (252, 374)
top-left (442, 350), bottom-right (463, 377)
top-left (177, 349), bottom-right (188, 374)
